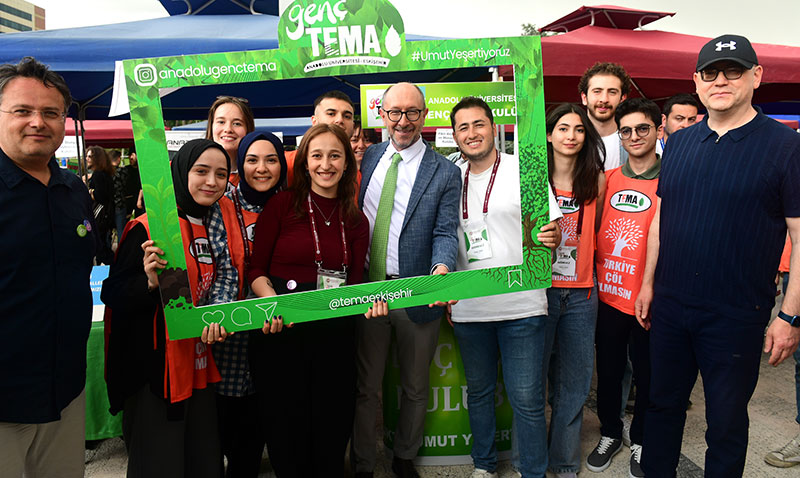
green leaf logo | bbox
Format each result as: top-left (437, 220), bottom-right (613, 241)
top-left (385, 25), bottom-right (401, 56)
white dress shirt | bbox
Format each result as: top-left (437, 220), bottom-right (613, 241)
top-left (362, 137), bottom-right (426, 276)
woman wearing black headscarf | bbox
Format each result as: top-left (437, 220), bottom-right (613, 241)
top-left (102, 139), bottom-right (231, 478)
top-left (205, 131), bottom-right (287, 478)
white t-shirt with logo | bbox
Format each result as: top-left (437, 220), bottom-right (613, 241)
top-left (450, 153), bottom-right (562, 323)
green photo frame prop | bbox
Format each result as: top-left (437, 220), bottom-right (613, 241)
top-left (123, 0), bottom-right (549, 340)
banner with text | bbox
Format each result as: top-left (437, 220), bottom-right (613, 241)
top-left (122, 0), bottom-right (548, 340)
top-left (360, 81), bottom-right (516, 128)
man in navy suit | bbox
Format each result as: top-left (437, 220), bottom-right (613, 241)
top-left (352, 82), bottom-right (461, 478)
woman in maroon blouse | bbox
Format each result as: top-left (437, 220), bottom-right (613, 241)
top-left (247, 123), bottom-right (380, 476)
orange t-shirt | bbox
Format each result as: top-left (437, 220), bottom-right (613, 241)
top-left (595, 168), bottom-right (659, 315)
top-left (285, 150), bottom-right (297, 186)
top-left (780, 235), bottom-right (791, 273)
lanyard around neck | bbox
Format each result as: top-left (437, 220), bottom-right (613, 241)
top-left (307, 194), bottom-right (348, 271)
top-left (462, 150), bottom-right (501, 220)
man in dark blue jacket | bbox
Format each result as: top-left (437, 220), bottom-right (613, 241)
top-left (0, 57), bottom-right (96, 478)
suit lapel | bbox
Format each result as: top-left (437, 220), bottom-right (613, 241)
top-left (402, 145), bottom-right (437, 232)
top-left (358, 142), bottom-right (389, 208)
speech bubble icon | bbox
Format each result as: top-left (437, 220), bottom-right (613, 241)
top-left (231, 307), bottom-right (253, 326)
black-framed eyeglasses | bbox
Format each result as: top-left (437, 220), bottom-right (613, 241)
top-left (618, 124), bottom-right (653, 140)
top-left (382, 108), bottom-right (422, 122)
top-left (0, 108), bottom-right (66, 121)
top-left (699, 66), bottom-right (746, 82)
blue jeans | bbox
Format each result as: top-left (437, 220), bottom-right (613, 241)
top-left (544, 286), bottom-right (597, 473)
top-left (782, 274), bottom-right (800, 424)
top-left (795, 347), bottom-right (800, 425)
top-left (115, 207), bottom-right (128, 237)
top-left (453, 316), bottom-right (548, 477)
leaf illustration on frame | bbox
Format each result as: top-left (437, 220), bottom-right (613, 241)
top-left (385, 25), bottom-right (402, 57)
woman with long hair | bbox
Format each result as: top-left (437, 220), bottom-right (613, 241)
top-left (86, 145), bottom-right (115, 264)
top-left (205, 96), bottom-right (255, 187)
top-left (349, 123), bottom-right (379, 168)
top-left (246, 124), bottom-right (381, 476)
top-left (544, 103), bottom-right (606, 477)
top-left (103, 139), bottom-right (232, 478)
top-left (206, 131), bottom-right (288, 477)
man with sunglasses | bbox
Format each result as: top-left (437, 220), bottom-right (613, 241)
top-left (635, 34), bottom-right (800, 477)
top-left (352, 82), bottom-right (460, 478)
top-left (590, 98), bottom-right (662, 478)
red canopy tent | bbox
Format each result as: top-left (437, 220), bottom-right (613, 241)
top-left (498, 6), bottom-right (800, 113)
top-left (64, 120), bottom-right (136, 149)
top-left (540, 4), bottom-right (674, 32)
top-left (539, 26), bottom-right (800, 109)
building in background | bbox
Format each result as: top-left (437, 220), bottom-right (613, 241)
top-left (1, 0), bottom-right (44, 33)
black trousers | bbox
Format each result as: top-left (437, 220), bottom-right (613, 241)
top-left (249, 316), bottom-right (356, 478)
top-left (642, 292), bottom-right (767, 477)
top-left (217, 393), bottom-right (265, 478)
top-left (123, 386), bottom-right (221, 478)
top-left (595, 301), bottom-right (651, 445)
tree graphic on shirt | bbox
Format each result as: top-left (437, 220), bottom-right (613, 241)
top-left (559, 216), bottom-right (577, 248)
top-left (606, 218), bottom-right (643, 257)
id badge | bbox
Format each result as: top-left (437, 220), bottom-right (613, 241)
top-left (317, 267), bottom-right (347, 290)
top-left (553, 238), bottom-right (578, 277)
top-left (464, 219), bottom-right (493, 263)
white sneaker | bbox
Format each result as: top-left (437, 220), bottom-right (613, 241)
top-left (471, 469), bottom-right (499, 478)
top-left (586, 436), bottom-right (623, 472)
top-left (765, 432), bottom-right (800, 468)
top-left (629, 443), bottom-right (644, 478)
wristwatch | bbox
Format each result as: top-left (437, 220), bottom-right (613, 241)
top-left (777, 310), bottom-right (800, 327)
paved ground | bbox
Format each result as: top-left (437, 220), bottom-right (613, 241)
top-left (85, 298), bottom-right (800, 477)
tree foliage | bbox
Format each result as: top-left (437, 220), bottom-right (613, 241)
top-left (521, 22), bottom-right (560, 37)
top-left (521, 23), bottom-right (538, 36)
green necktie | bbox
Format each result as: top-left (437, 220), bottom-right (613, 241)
top-left (369, 152), bottom-right (402, 282)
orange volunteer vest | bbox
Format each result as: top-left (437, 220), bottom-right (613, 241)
top-left (552, 188), bottom-right (597, 288)
top-left (596, 168), bottom-right (659, 315)
top-left (218, 190), bottom-right (260, 299)
top-left (228, 172), bottom-right (240, 188)
top-left (126, 215), bottom-right (221, 403)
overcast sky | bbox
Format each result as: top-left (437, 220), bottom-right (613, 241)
top-left (30, 0), bottom-right (800, 47)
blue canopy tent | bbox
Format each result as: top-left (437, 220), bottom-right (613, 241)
top-left (159, 0), bottom-right (280, 16)
top-left (0, 14), bottom-right (485, 121)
